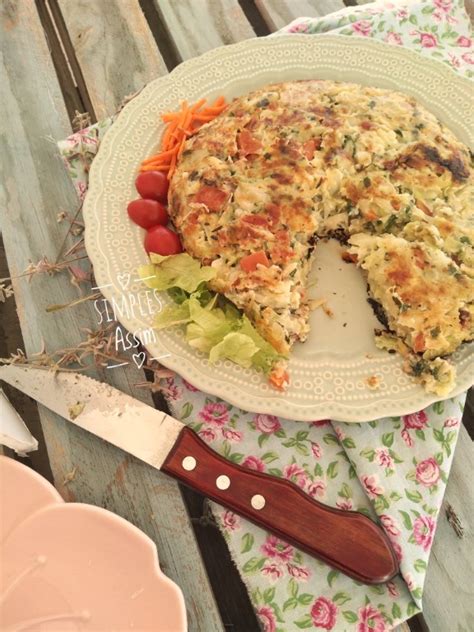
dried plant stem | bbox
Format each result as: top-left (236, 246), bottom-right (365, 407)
top-left (445, 503), bottom-right (464, 538)
top-left (55, 201), bottom-right (84, 263)
top-left (2, 256), bottom-right (89, 284)
top-left (1, 324), bottom-right (128, 371)
top-left (46, 292), bottom-right (101, 313)
top-left (0, 280), bottom-right (14, 302)
top-left (72, 110), bottom-right (92, 131)
top-left (64, 238), bottom-right (85, 259)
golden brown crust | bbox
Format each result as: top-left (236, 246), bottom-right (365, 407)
top-left (168, 80), bottom-right (474, 388)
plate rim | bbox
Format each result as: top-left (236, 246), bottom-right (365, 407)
top-left (84, 34), bottom-right (473, 422)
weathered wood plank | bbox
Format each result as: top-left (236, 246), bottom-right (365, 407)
top-left (35, 0), bottom-right (89, 122)
top-left (0, 2), bottom-right (221, 630)
top-left (56, 0), bottom-right (168, 118)
top-left (422, 424), bottom-right (474, 632)
top-left (153, 0), bottom-right (255, 60)
top-left (0, 238), bottom-right (52, 481)
top-left (255, 0), bottom-right (345, 31)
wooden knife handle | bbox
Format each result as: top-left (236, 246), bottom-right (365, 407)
top-left (162, 427), bottom-right (399, 584)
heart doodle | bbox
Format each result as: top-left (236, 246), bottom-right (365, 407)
top-left (132, 352), bottom-right (146, 370)
top-left (117, 273), bottom-right (131, 291)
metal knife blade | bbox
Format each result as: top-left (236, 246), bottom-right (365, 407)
top-left (0, 365), bottom-right (183, 469)
top-left (0, 364), bottom-right (400, 584)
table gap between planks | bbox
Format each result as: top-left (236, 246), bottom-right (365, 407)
top-left (0, 1), bottom-right (472, 631)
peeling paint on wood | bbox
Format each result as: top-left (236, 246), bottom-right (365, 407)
top-left (0, 3), bottom-right (221, 630)
top-left (255, 0), bottom-right (345, 31)
top-left (153, 0), bottom-right (255, 60)
top-left (57, 0), bottom-right (168, 118)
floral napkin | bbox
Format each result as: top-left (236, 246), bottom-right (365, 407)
top-left (58, 1), bottom-right (472, 629)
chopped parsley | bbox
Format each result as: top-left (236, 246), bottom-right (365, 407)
top-left (385, 214), bottom-right (397, 232)
top-left (411, 360), bottom-right (428, 376)
top-left (393, 296), bottom-right (410, 312)
top-left (460, 236), bottom-right (471, 245)
top-left (430, 326), bottom-right (441, 338)
top-left (447, 264), bottom-right (462, 279)
top-left (363, 176), bottom-right (371, 188)
top-left (347, 204), bottom-right (360, 218)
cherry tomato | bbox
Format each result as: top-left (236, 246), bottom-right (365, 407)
top-left (127, 199), bottom-right (168, 229)
top-left (135, 171), bottom-right (169, 203)
top-left (144, 225), bottom-right (183, 256)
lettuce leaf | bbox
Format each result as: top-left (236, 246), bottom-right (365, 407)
top-left (239, 316), bottom-right (282, 372)
top-left (141, 253), bottom-right (284, 375)
top-left (154, 301), bottom-right (191, 329)
top-left (185, 297), bottom-right (236, 353)
top-left (139, 253), bottom-right (216, 293)
top-left (209, 332), bottom-right (259, 368)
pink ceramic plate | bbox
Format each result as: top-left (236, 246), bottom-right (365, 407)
top-left (0, 456), bottom-right (187, 631)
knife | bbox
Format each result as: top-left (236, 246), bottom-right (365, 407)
top-left (0, 364), bottom-right (398, 584)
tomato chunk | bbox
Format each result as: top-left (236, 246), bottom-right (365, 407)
top-left (242, 214), bottom-right (268, 226)
top-left (413, 247), bottom-right (428, 270)
top-left (413, 332), bottom-right (426, 353)
top-left (237, 130), bottom-right (262, 156)
top-left (194, 186), bottom-right (228, 212)
top-left (269, 369), bottom-right (289, 391)
top-left (302, 139), bottom-right (317, 160)
top-left (240, 251), bottom-right (270, 272)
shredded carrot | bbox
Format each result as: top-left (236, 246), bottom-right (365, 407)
top-left (161, 113), bottom-right (180, 122)
top-left (140, 95), bottom-right (228, 179)
top-left (161, 119), bottom-right (179, 150)
top-left (201, 105), bottom-right (227, 114)
top-left (191, 114), bottom-right (216, 123)
top-left (140, 164), bottom-right (171, 172)
top-left (141, 146), bottom-right (178, 165)
top-left (190, 98), bottom-right (206, 112)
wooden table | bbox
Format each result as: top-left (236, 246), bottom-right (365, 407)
top-left (1, 1), bottom-right (473, 630)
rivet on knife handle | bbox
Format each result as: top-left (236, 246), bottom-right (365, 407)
top-left (162, 427), bottom-right (399, 584)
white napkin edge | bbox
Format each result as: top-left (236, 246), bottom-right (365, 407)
top-left (0, 388), bottom-right (38, 455)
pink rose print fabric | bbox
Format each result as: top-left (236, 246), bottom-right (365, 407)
top-left (58, 118), bottom-right (113, 200)
top-left (311, 597), bottom-right (338, 630)
top-left (58, 1), bottom-right (471, 629)
top-left (357, 605), bottom-right (386, 632)
top-left (284, 0), bottom-right (473, 79)
top-left (179, 391), bottom-right (462, 630)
